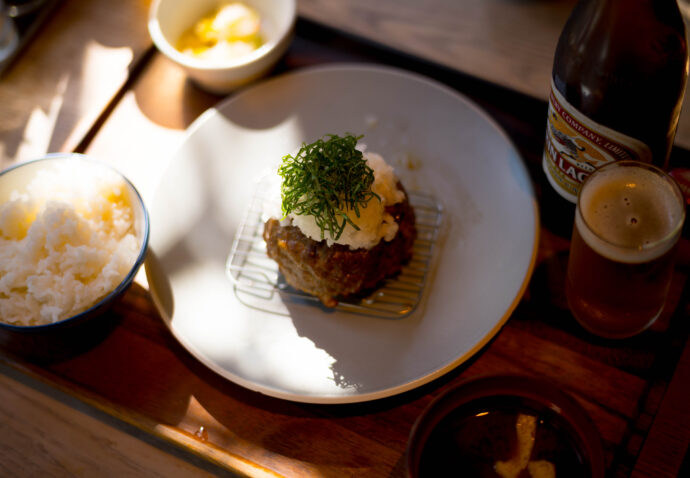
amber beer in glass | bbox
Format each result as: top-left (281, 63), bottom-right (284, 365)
top-left (566, 161), bottom-right (685, 338)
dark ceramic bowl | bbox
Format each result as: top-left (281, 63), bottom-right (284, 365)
top-left (407, 375), bottom-right (605, 478)
top-left (0, 154), bottom-right (149, 360)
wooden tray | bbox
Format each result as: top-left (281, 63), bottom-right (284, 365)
top-left (2, 5), bottom-right (690, 477)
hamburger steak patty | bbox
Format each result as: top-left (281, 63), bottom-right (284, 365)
top-left (263, 195), bottom-right (417, 307)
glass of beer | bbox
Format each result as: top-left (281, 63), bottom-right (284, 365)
top-left (566, 160), bottom-right (685, 339)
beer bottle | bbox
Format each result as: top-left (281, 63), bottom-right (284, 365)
top-left (542, 0), bottom-right (689, 230)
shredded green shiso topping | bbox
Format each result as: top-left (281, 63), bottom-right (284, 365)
top-left (279, 134), bottom-right (380, 240)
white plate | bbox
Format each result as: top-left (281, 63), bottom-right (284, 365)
top-left (145, 64), bottom-right (539, 404)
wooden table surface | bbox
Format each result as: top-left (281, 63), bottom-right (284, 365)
top-left (1, 1), bottom-right (690, 476)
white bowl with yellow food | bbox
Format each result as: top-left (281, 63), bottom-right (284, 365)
top-left (0, 154), bottom-right (149, 331)
top-left (148, 0), bottom-right (296, 94)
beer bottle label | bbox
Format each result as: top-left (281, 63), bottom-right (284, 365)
top-left (543, 78), bottom-right (652, 203)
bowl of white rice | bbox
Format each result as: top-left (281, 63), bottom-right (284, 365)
top-left (0, 154), bottom-right (149, 333)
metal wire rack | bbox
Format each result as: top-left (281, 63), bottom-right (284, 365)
top-left (226, 179), bottom-right (443, 318)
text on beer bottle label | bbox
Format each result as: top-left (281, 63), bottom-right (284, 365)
top-left (542, 79), bottom-right (653, 203)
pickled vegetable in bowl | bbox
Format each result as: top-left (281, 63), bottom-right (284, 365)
top-left (148, 0), bottom-right (296, 93)
top-left (176, 1), bottom-right (264, 61)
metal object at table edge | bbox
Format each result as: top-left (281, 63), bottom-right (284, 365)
top-left (0, 0), bottom-right (60, 77)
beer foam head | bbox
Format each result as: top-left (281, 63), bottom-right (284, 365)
top-left (576, 161), bottom-right (685, 264)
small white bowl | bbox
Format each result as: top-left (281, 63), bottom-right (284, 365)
top-left (148, 0), bottom-right (296, 94)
